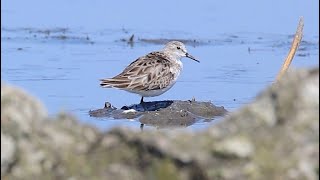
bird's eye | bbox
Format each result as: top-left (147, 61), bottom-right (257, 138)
top-left (177, 47), bottom-right (181, 50)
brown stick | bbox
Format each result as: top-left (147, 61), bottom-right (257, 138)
top-left (276, 17), bottom-right (304, 81)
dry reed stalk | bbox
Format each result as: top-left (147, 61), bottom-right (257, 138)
top-left (276, 17), bottom-right (304, 81)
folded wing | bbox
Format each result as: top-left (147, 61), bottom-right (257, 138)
top-left (100, 52), bottom-right (175, 91)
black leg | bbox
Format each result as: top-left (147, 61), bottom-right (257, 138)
top-left (140, 97), bottom-right (147, 111)
top-left (140, 123), bottom-right (144, 131)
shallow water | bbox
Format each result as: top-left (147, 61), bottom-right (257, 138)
top-left (1, 0), bottom-right (319, 131)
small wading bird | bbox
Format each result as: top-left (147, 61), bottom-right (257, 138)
top-left (100, 41), bottom-right (199, 104)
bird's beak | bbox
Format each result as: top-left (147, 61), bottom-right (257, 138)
top-left (186, 53), bottom-right (200, 63)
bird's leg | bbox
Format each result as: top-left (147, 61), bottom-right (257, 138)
top-left (140, 97), bottom-right (147, 111)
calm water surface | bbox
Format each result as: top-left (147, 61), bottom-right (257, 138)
top-left (1, 0), bottom-right (319, 131)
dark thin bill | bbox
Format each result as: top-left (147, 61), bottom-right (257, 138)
top-left (186, 53), bottom-right (200, 63)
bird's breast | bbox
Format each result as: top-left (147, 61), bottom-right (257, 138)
top-left (170, 60), bottom-right (183, 79)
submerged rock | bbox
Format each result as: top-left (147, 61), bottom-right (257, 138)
top-left (1, 67), bottom-right (319, 180)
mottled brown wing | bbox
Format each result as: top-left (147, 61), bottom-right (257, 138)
top-left (101, 52), bottom-right (175, 91)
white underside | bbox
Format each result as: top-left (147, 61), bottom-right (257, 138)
top-left (125, 81), bottom-right (176, 97)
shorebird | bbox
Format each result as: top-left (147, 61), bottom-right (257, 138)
top-left (100, 41), bottom-right (199, 103)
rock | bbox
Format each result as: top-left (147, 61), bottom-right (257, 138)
top-left (89, 100), bottom-right (227, 128)
top-left (213, 136), bottom-right (254, 159)
top-left (1, 67), bottom-right (319, 180)
top-left (1, 132), bottom-right (16, 176)
top-left (1, 84), bottom-right (47, 135)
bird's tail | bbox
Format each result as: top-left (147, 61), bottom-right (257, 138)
top-left (100, 78), bottom-right (130, 89)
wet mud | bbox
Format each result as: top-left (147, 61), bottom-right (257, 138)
top-left (89, 99), bottom-right (227, 128)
